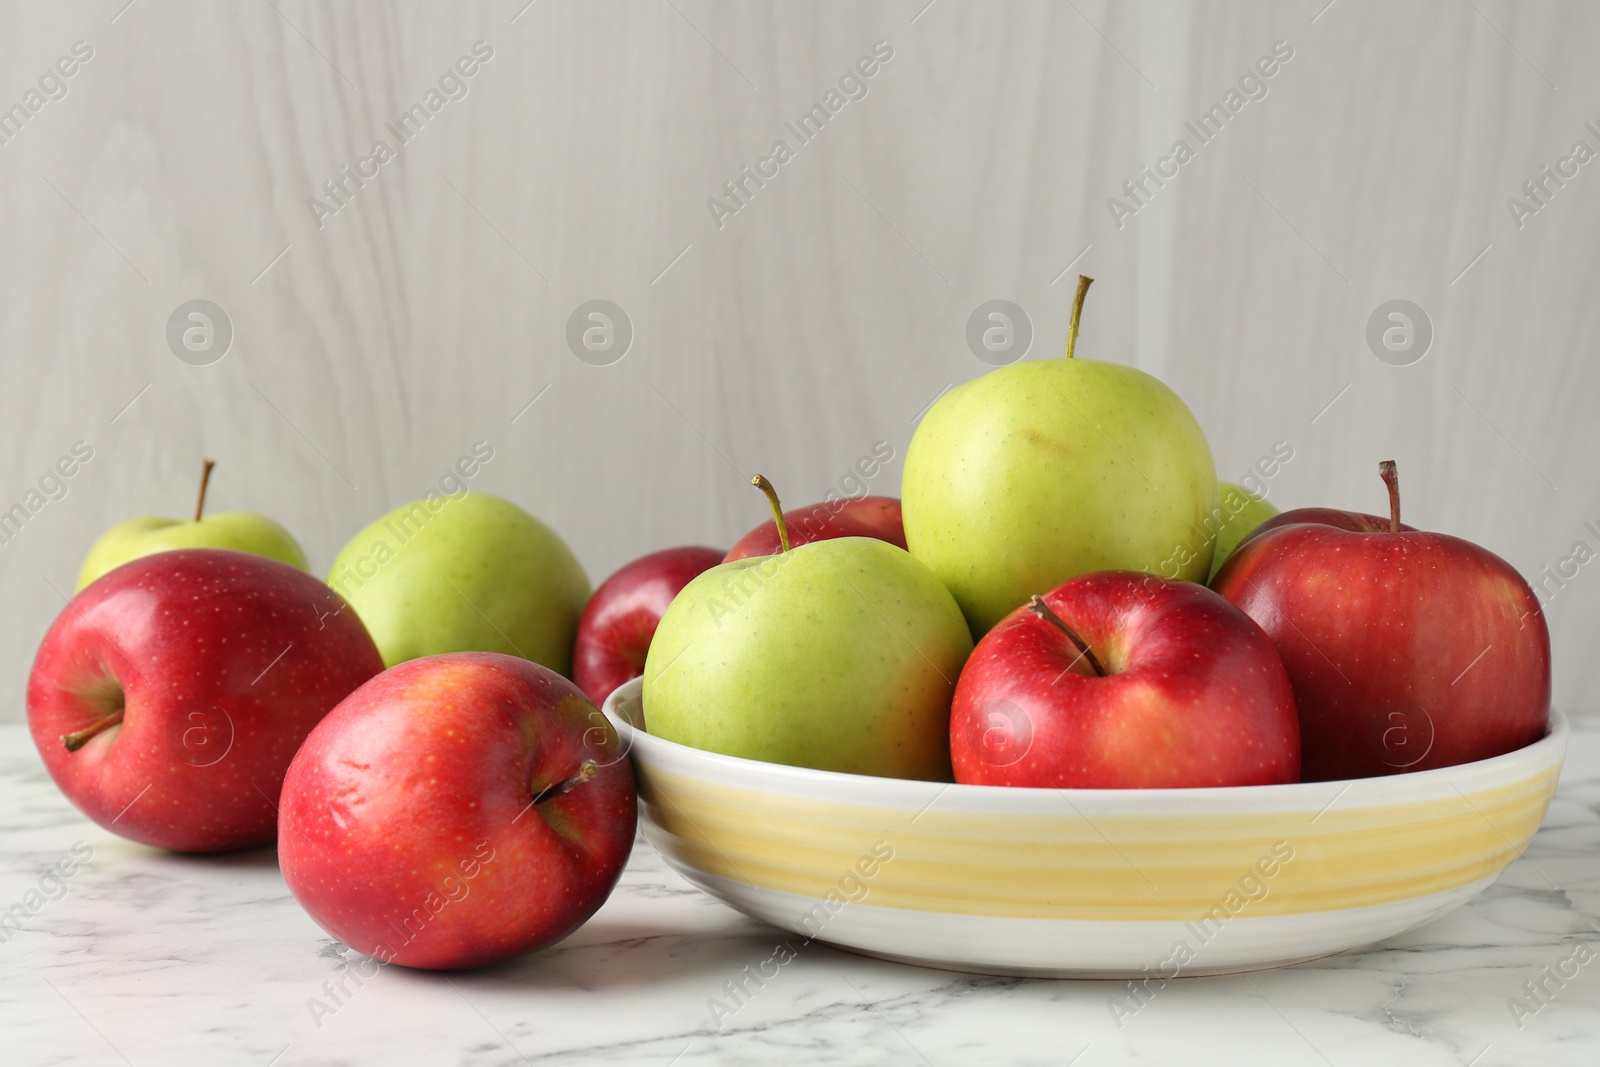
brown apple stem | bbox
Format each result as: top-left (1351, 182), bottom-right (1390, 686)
top-left (1064, 275), bottom-right (1095, 360)
top-left (61, 709), bottom-right (124, 752)
top-left (1379, 459), bottom-right (1400, 533)
top-left (532, 760), bottom-right (598, 805)
top-left (194, 459), bottom-right (216, 522)
top-left (1028, 595), bottom-right (1106, 676)
top-left (750, 474), bottom-right (792, 553)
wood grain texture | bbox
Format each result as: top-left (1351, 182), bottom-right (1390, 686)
top-left (1, 0), bottom-right (1595, 718)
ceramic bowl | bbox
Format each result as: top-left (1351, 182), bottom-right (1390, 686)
top-left (603, 678), bottom-right (1566, 978)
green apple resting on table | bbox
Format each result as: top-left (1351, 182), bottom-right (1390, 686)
top-left (1208, 481), bottom-right (1280, 581)
top-left (642, 476), bottom-right (973, 782)
top-left (328, 492), bottom-right (589, 673)
top-left (902, 276), bottom-right (1219, 636)
top-left (76, 459), bottom-right (308, 591)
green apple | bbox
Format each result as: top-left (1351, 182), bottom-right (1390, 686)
top-left (643, 481), bottom-right (972, 781)
top-left (76, 460), bottom-right (307, 591)
top-left (328, 492), bottom-right (589, 673)
top-left (902, 277), bottom-right (1218, 635)
top-left (1207, 481), bottom-right (1280, 581)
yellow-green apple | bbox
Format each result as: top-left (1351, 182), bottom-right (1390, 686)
top-left (573, 545), bottom-right (725, 705)
top-left (1207, 481), bottom-right (1281, 581)
top-left (950, 572), bottom-right (1299, 787)
top-left (77, 460), bottom-right (307, 591)
top-left (725, 496), bottom-right (904, 561)
top-left (28, 548), bottom-right (383, 852)
top-left (903, 277), bottom-right (1218, 636)
top-left (642, 477), bottom-right (972, 781)
top-left (328, 493), bottom-right (589, 673)
top-left (277, 652), bottom-right (636, 970)
top-left (1212, 461), bottom-right (1550, 780)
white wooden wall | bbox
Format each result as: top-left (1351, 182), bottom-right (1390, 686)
top-left (2, 0), bottom-right (1596, 718)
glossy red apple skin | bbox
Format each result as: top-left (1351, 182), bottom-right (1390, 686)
top-left (951, 572), bottom-right (1300, 788)
top-left (278, 652), bottom-right (637, 970)
top-left (27, 548), bottom-right (384, 852)
top-left (1238, 506), bottom-right (1417, 544)
top-left (1213, 515), bottom-right (1550, 781)
top-left (724, 495), bottom-right (905, 561)
top-left (573, 546), bottom-right (724, 704)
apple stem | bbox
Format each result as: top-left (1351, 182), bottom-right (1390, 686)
top-left (61, 709), bottom-right (124, 752)
top-left (750, 474), bottom-right (792, 553)
top-left (195, 459), bottom-right (216, 522)
top-left (1064, 275), bottom-right (1095, 360)
top-left (532, 759), bottom-right (598, 805)
top-left (1028, 595), bottom-right (1106, 677)
top-left (1379, 459), bottom-right (1400, 533)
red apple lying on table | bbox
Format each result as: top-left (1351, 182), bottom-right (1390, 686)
top-left (951, 571), bottom-right (1299, 788)
top-left (27, 548), bottom-right (383, 852)
top-left (1212, 461), bottom-right (1550, 781)
top-left (724, 495), bottom-right (905, 561)
top-left (278, 652), bottom-right (637, 970)
top-left (573, 545), bottom-right (724, 705)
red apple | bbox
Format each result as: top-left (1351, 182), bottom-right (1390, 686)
top-left (27, 548), bottom-right (384, 852)
top-left (1239, 506), bottom-right (1416, 544)
top-left (951, 571), bottom-right (1299, 788)
top-left (573, 545), bottom-right (724, 704)
top-left (1212, 461), bottom-right (1550, 781)
top-left (278, 652), bottom-right (637, 970)
top-left (724, 495), bottom-right (905, 561)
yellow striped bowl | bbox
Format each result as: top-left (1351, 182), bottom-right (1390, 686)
top-left (603, 679), bottom-right (1566, 977)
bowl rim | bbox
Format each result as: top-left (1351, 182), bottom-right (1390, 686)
top-left (602, 676), bottom-right (1568, 809)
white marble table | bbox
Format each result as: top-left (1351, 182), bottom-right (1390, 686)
top-left (3, 720), bottom-right (1598, 1067)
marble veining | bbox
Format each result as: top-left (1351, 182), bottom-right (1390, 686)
top-left (3, 721), bottom-right (1599, 1066)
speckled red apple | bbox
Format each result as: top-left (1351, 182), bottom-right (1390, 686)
top-left (724, 495), bottom-right (905, 561)
top-left (27, 548), bottom-right (384, 852)
top-left (950, 572), bottom-right (1300, 788)
top-left (1212, 461), bottom-right (1550, 780)
top-left (573, 545), bottom-right (725, 706)
top-left (277, 652), bottom-right (637, 970)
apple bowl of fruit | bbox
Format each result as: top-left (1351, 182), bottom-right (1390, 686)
top-left (605, 677), bottom-right (1564, 978)
top-left (597, 278), bottom-right (1562, 978)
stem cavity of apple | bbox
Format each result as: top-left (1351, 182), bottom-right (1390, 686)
top-left (61, 708), bottom-right (125, 752)
top-left (750, 474), bottom-right (792, 553)
top-left (1028, 595), bottom-right (1107, 677)
top-left (532, 759), bottom-right (598, 805)
top-left (1379, 459), bottom-right (1401, 533)
top-left (1064, 275), bottom-right (1095, 360)
top-left (195, 458), bottom-right (217, 522)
